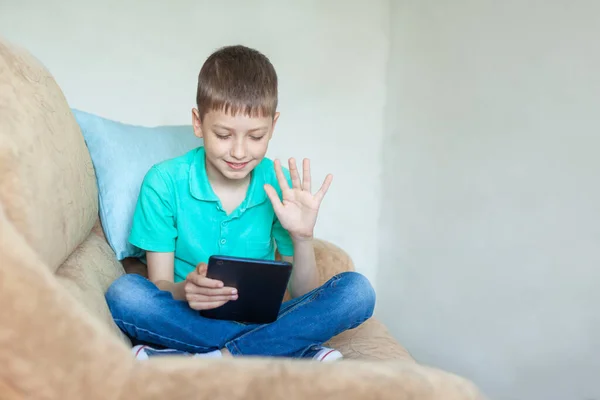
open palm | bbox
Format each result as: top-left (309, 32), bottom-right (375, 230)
top-left (264, 158), bottom-right (333, 240)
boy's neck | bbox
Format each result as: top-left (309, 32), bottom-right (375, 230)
top-left (205, 160), bottom-right (252, 215)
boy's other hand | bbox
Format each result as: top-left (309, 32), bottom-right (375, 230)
top-left (184, 262), bottom-right (238, 310)
top-left (264, 158), bottom-right (333, 240)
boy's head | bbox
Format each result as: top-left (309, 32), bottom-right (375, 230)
top-left (192, 45), bottom-right (279, 183)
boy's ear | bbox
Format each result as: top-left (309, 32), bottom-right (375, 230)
top-left (269, 112), bottom-right (280, 139)
top-left (192, 108), bottom-right (204, 139)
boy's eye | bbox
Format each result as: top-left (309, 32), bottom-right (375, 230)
top-left (250, 135), bottom-right (265, 141)
top-left (215, 133), bottom-right (230, 140)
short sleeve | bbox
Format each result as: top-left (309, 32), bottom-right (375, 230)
top-left (129, 167), bottom-right (177, 252)
top-left (271, 166), bottom-right (294, 257)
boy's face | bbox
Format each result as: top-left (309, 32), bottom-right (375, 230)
top-left (192, 108), bottom-right (278, 182)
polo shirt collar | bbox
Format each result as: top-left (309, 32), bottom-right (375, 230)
top-left (189, 147), bottom-right (219, 201)
top-left (189, 147), bottom-right (268, 209)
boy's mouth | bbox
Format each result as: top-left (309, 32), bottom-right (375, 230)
top-left (225, 161), bottom-right (249, 170)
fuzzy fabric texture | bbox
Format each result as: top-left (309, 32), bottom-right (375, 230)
top-left (0, 39), bottom-right (98, 274)
top-left (0, 35), bottom-right (486, 399)
top-left (0, 204), bottom-right (485, 399)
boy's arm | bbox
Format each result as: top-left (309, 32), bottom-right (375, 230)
top-left (265, 158), bottom-right (333, 299)
top-left (146, 251), bottom-right (185, 300)
top-left (130, 166), bottom-right (236, 309)
top-left (128, 167), bottom-right (184, 298)
top-left (282, 239), bottom-right (319, 298)
top-left (272, 206), bottom-right (318, 297)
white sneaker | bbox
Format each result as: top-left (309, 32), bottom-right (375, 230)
top-left (132, 344), bottom-right (342, 362)
top-left (310, 346), bottom-right (344, 362)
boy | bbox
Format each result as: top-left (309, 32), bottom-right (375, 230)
top-left (106, 45), bottom-right (375, 361)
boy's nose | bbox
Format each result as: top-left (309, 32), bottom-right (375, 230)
top-left (231, 141), bottom-right (247, 160)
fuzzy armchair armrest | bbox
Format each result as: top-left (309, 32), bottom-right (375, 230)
top-left (0, 207), bottom-right (485, 400)
top-left (308, 239), bottom-right (416, 361)
top-left (309, 239), bottom-right (357, 283)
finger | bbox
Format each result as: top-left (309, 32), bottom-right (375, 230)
top-left (288, 158), bottom-right (301, 189)
top-left (189, 300), bottom-right (229, 311)
top-left (186, 284), bottom-right (238, 296)
top-left (273, 159), bottom-right (290, 191)
top-left (189, 274), bottom-right (224, 289)
top-left (314, 174), bottom-right (333, 203)
top-left (302, 158), bottom-right (311, 192)
top-left (196, 262), bottom-right (208, 275)
top-left (186, 293), bottom-right (238, 303)
top-left (264, 184), bottom-right (285, 215)
top-left (288, 158), bottom-right (302, 190)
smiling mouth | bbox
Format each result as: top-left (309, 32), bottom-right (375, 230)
top-left (225, 161), bottom-right (249, 170)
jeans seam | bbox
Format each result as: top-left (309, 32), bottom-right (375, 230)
top-left (225, 341), bottom-right (242, 356)
top-left (225, 287), bottom-right (324, 352)
top-left (278, 274), bottom-right (342, 318)
top-left (300, 342), bottom-right (322, 357)
top-left (278, 289), bottom-right (320, 319)
top-left (115, 318), bottom-right (212, 353)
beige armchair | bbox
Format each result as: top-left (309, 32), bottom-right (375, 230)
top-left (0, 36), bottom-right (484, 399)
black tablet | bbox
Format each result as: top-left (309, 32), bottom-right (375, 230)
top-left (199, 255), bottom-right (293, 324)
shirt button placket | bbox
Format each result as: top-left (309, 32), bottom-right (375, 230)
top-left (219, 220), bottom-right (229, 249)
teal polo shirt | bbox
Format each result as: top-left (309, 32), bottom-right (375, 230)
top-left (129, 147), bottom-right (294, 283)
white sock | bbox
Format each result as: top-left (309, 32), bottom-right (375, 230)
top-left (132, 345), bottom-right (222, 360)
top-left (193, 349), bottom-right (223, 358)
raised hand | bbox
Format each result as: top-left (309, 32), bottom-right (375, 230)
top-left (264, 158), bottom-right (333, 240)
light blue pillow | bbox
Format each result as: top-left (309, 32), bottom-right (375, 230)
top-left (73, 109), bottom-right (202, 260)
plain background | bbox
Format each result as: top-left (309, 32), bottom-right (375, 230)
top-left (0, 0), bottom-right (390, 287)
top-left (1, 1), bottom-right (599, 399)
top-left (378, 2), bottom-right (599, 400)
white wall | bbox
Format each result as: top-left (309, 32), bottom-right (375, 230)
top-left (377, 1), bottom-right (600, 399)
top-left (0, 0), bottom-right (390, 286)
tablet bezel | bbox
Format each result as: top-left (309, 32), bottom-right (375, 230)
top-left (199, 255), bottom-right (293, 324)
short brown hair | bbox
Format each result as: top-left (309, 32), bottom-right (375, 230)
top-left (196, 45), bottom-right (278, 119)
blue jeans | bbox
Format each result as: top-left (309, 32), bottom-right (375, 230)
top-left (105, 271), bottom-right (375, 357)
